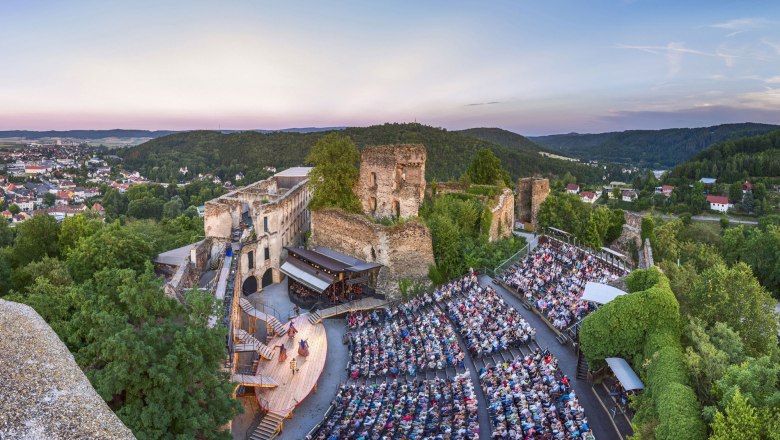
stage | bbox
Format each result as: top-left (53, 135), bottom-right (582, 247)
top-left (254, 313), bottom-right (328, 417)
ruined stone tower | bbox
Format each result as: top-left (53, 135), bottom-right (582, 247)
top-left (516, 177), bottom-right (550, 229)
top-left (356, 144), bottom-right (426, 219)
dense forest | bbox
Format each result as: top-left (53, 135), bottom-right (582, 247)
top-left (122, 123), bottom-right (605, 184)
top-left (531, 123), bottom-right (779, 168)
top-left (668, 129), bottom-right (780, 183)
top-left (455, 127), bottom-right (551, 153)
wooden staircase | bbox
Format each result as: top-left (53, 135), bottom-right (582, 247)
top-left (235, 329), bottom-right (275, 360)
top-left (231, 373), bottom-right (280, 388)
top-left (239, 298), bottom-right (287, 336)
top-left (307, 311), bottom-right (321, 325)
top-left (248, 412), bottom-right (284, 440)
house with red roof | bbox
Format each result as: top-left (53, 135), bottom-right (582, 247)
top-left (706, 195), bottom-right (733, 213)
top-left (742, 181), bottom-right (752, 194)
top-left (565, 184), bottom-right (580, 194)
top-left (579, 191), bottom-right (598, 204)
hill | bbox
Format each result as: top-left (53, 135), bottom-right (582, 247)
top-left (668, 129), bottom-right (780, 183)
top-left (122, 123), bottom-right (604, 184)
top-left (530, 123), bottom-right (779, 168)
top-left (455, 127), bottom-right (550, 153)
top-left (0, 129), bottom-right (177, 140)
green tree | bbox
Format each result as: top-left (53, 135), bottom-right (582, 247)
top-left (162, 196), bottom-right (183, 219)
top-left (68, 267), bottom-right (241, 439)
top-left (742, 191), bottom-right (754, 213)
top-left (462, 148), bottom-right (511, 187)
top-left (43, 192), bottom-right (56, 207)
top-left (58, 214), bottom-right (104, 256)
top-left (66, 222), bottom-right (155, 283)
top-left (8, 204), bottom-right (20, 215)
top-left (0, 218), bottom-right (13, 248)
top-left (10, 256), bottom-right (72, 294)
top-left (683, 319), bottom-right (745, 405)
top-left (688, 262), bottom-right (779, 356)
top-left (728, 184), bottom-right (742, 203)
top-left (306, 133), bottom-right (362, 213)
top-left (714, 356), bottom-right (780, 410)
top-left (13, 214), bottom-right (60, 266)
top-left (710, 389), bottom-right (762, 440)
top-left (127, 196), bottom-right (165, 220)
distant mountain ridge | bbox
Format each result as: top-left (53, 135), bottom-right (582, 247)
top-left (0, 127), bottom-right (345, 140)
top-left (122, 123), bottom-right (605, 184)
top-left (455, 127), bottom-right (551, 153)
top-left (669, 128), bottom-right (780, 183)
top-left (530, 123), bottom-right (780, 168)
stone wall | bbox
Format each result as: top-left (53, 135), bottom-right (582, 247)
top-left (613, 211), bottom-right (642, 261)
top-left (0, 299), bottom-right (136, 440)
top-left (310, 208), bottom-right (434, 298)
top-left (488, 188), bottom-right (515, 241)
top-left (355, 144), bottom-right (427, 220)
top-left (516, 177), bottom-right (550, 229)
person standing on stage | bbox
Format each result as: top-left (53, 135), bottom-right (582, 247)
top-left (276, 344), bottom-right (287, 362)
top-left (298, 339), bottom-right (310, 357)
top-left (287, 321), bottom-right (298, 339)
top-left (290, 358), bottom-right (297, 375)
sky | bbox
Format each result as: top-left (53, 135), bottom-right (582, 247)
top-left (1, 0), bottom-right (779, 135)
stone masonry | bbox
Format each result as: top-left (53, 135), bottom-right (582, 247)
top-left (516, 177), bottom-right (550, 229)
top-left (355, 144), bottom-right (426, 220)
top-left (488, 188), bottom-right (515, 241)
top-left (310, 208), bottom-right (435, 298)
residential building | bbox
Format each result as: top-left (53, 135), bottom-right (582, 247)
top-left (579, 191), bottom-right (598, 204)
top-left (565, 184), bottom-right (580, 194)
top-left (706, 195), bottom-right (732, 213)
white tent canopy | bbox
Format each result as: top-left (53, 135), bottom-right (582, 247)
top-left (606, 357), bottom-right (645, 391)
top-left (279, 261), bottom-right (331, 293)
top-left (581, 282), bottom-right (627, 305)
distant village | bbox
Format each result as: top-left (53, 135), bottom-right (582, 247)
top-left (0, 140), bottom-right (257, 224)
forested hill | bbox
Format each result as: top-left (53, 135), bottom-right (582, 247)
top-left (455, 127), bottom-right (550, 153)
top-left (530, 123), bottom-right (779, 168)
top-left (668, 129), bottom-right (780, 183)
top-left (122, 123), bottom-right (604, 183)
top-left (0, 129), bottom-right (177, 140)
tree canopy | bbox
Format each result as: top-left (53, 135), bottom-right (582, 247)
top-left (306, 133), bottom-right (363, 213)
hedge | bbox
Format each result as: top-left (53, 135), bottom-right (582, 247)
top-left (580, 268), bottom-right (705, 440)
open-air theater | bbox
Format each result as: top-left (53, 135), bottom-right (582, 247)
top-left (230, 231), bottom-right (646, 440)
top-left (280, 246), bottom-right (383, 309)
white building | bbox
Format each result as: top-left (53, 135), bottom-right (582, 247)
top-left (706, 195), bottom-right (732, 213)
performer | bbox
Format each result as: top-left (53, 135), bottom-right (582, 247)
top-left (290, 358), bottom-right (297, 375)
top-left (298, 339), bottom-right (310, 357)
top-left (275, 344), bottom-right (287, 363)
top-left (287, 321), bottom-right (298, 339)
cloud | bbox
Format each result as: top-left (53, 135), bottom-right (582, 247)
top-left (762, 39), bottom-right (780, 55)
top-left (465, 101), bottom-right (501, 107)
top-left (709, 18), bottom-right (768, 35)
top-left (617, 42), bottom-right (714, 75)
top-left (765, 76), bottom-right (780, 84)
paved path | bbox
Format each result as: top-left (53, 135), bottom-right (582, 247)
top-left (478, 275), bottom-right (618, 440)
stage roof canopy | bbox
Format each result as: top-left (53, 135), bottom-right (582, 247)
top-left (581, 282), bottom-right (627, 305)
top-left (279, 260), bottom-right (332, 293)
top-left (606, 357), bottom-right (645, 391)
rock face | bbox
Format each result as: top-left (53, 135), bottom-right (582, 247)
top-left (516, 177), bottom-right (550, 229)
top-left (0, 299), bottom-right (136, 440)
top-left (355, 144), bottom-right (426, 220)
top-left (310, 208), bottom-right (435, 298)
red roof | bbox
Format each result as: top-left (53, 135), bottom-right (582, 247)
top-left (566, 184), bottom-right (579, 191)
top-left (662, 185), bottom-right (674, 192)
top-left (742, 181), bottom-right (752, 190)
top-left (579, 191), bottom-right (597, 198)
top-left (706, 195), bottom-right (730, 205)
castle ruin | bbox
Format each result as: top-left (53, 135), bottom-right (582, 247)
top-left (516, 177), bottom-right (550, 230)
top-left (355, 144), bottom-right (426, 219)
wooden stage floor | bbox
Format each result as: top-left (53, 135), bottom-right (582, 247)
top-left (254, 313), bottom-right (327, 417)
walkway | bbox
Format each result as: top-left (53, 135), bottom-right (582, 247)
top-left (308, 297), bottom-right (389, 324)
top-left (478, 275), bottom-right (618, 440)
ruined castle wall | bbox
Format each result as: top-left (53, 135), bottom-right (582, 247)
top-left (204, 201), bottom-right (235, 239)
top-left (310, 209), bottom-right (434, 298)
top-left (516, 177), bottom-right (549, 229)
top-left (488, 188), bottom-right (515, 241)
top-left (356, 144), bottom-right (426, 220)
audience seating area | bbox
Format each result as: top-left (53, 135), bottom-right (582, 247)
top-left (480, 349), bottom-right (593, 439)
top-left (499, 240), bottom-right (625, 332)
top-left (308, 374), bottom-right (480, 440)
top-left (442, 280), bottom-right (536, 358)
top-left (347, 303), bottom-right (464, 379)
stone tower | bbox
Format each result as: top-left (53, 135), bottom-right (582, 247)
top-left (516, 177), bottom-right (550, 229)
top-left (356, 144), bottom-right (426, 219)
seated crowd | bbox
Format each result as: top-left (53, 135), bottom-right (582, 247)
top-left (444, 283), bottom-right (536, 358)
top-left (500, 240), bottom-right (624, 331)
top-left (347, 305), bottom-right (465, 379)
top-left (480, 349), bottom-right (592, 439)
top-left (309, 374), bottom-right (480, 440)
